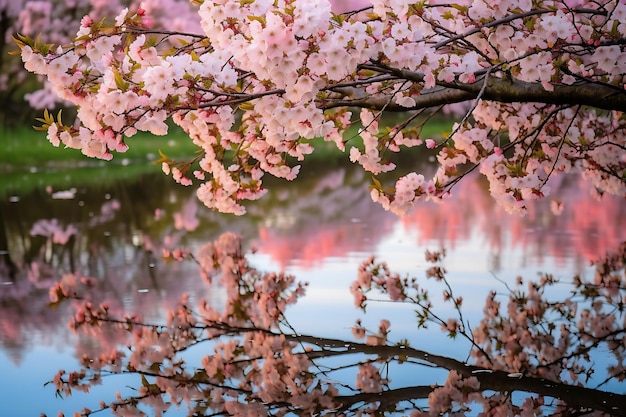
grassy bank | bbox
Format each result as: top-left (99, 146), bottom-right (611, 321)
top-left (0, 125), bottom-right (199, 168)
top-left (0, 116), bottom-right (453, 196)
top-left (1, 115), bottom-right (452, 167)
top-left (0, 163), bottom-right (165, 198)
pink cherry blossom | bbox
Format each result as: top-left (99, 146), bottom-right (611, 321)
top-left (14, 0), bottom-right (625, 218)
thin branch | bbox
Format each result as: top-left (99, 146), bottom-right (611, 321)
top-left (434, 8), bottom-right (606, 49)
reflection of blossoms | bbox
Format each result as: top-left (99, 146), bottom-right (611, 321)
top-left (30, 219), bottom-right (77, 245)
top-left (173, 198), bottom-right (200, 231)
top-left (1, 191), bottom-right (213, 365)
top-left (419, 371), bottom-right (481, 416)
top-left (401, 171), bottom-right (626, 267)
top-left (351, 242), bottom-right (626, 416)
top-left (39, 232), bottom-right (626, 416)
top-left (3, 164), bottom-right (624, 372)
top-left (252, 167), bottom-right (395, 269)
top-left (351, 256), bottom-right (407, 309)
top-left (550, 199), bottom-right (564, 216)
top-left (356, 362), bottom-right (388, 393)
top-left (47, 233), bottom-right (342, 416)
top-left (88, 199), bottom-right (121, 227)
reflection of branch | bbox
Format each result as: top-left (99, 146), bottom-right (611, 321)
top-left (81, 310), bottom-right (626, 415)
top-left (289, 334), bottom-right (626, 416)
top-left (335, 385), bottom-right (434, 413)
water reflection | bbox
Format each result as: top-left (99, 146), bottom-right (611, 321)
top-left (401, 172), bottom-right (625, 271)
top-left (0, 162), bottom-right (625, 415)
top-left (2, 165), bottom-right (623, 277)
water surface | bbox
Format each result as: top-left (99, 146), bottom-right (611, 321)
top-left (1, 161), bottom-right (624, 416)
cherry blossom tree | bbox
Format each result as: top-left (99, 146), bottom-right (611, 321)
top-left (44, 232), bottom-right (626, 416)
top-left (10, 4), bottom-right (626, 411)
top-left (13, 0), bottom-right (626, 215)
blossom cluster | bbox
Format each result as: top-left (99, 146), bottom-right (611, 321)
top-left (3, 0), bottom-right (202, 112)
top-left (30, 218), bottom-right (78, 245)
top-left (16, 0), bottom-right (626, 215)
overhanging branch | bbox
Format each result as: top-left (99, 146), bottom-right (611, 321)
top-left (478, 77), bottom-right (626, 112)
top-left (333, 64), bottom-right (626, 113)
top-left (319, 86), bottom-right (475, 111)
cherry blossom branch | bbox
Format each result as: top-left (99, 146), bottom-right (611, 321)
top-left (320, 85), bottom-right (474, 111)
top-left (434, 7), bottom-right (604, 49)
top-left (120, 26), bottom-right (206, 39)
top-left (15, 0), bottom-right (626, 214)
top-left (177, 88), bottom-right (287, 110)
top-left (540, 106), bottom-right (580, 188)
top-left (327, 64), bottom-right (626, 113)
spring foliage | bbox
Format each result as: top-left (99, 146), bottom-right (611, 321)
top-left (15, 0), bottom-right (626, 215)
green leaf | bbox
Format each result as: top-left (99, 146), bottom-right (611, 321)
top-left (34, 108), bottom-right (56, 131)
top-left (154, 149), bottom-right (170, 164)
top-left (239, 102), bottom-right (255, 111)
top-left (111, 67), bottom-right (129, 91)
top-left (441, 11), bottom-right (455, 19)
top-left (450, 4), bottom-right (469, 13)
top-left (12, 33), bottom-right (29, 46)
top-left (247, 15), bottom-right (266, 25)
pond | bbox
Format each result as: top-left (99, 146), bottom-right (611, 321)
top-left (0, 159), bottom-right (625, 416)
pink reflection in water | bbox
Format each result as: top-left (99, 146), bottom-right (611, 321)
top-left (401, 173), bottom-right (625, 266)
top-left (1, 167), bottom-right (624, 367)
top-left (254, 171), bottom-right (625, 269)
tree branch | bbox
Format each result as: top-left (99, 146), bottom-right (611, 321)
top-left (319, 86), bottom-right (474, 112)
top-left (320, 75), bottom-right (626, 113)
top-left (477, 77), bottom-right (626, 112)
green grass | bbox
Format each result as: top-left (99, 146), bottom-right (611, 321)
top-left (0, 124), bottom-right (199, 168)
top-left (0, 115), bottom-right (453, 197)
top-left (0, 124), bottom-right (202, 197)
top-left (0, 163), bottom-right (164, 198)
top-left (1, 114), bottom-right (452, 166)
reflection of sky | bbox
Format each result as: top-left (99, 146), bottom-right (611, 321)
top-left (0, 346), bottom-right (135, 417)
top-left (1, 165), bottom-right (624, 416)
